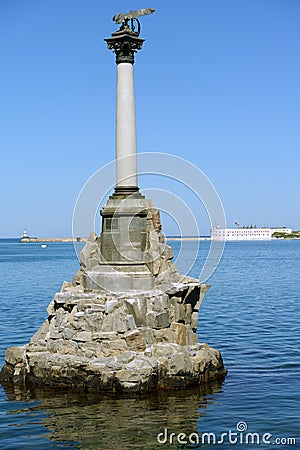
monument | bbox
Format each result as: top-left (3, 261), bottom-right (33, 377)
top-left (0, 10), bottom-right (226, 393)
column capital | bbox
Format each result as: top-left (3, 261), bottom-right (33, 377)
top-left (105, 28), bottom-right (144, 65)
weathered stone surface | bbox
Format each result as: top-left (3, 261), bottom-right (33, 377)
top-left (125, 314), bottom-right (136, 330)
top-left (73, 331), bottom-right (92, 342)
top-left (114, 307), bottom-right (129, 333)
top-left (80, 232), bottom-right (101, 271)
top-left (30, 320), bottom-right (50, 344)
top-left (79, 342), bottom-right (102, 358)
top-left (5, 346), bottom-right (27, 366)
top-left (92, 332), bottom-right (118, 341)
top-left (146, 312), bottom-right (156, 328)
top-left (140, 327), bottom-right (155, 345)
top-left (125, 297), bottom-right (147, 326)
top-left (169, 352), bottom-right (188, 375)
top-left (101, 314), bottom-right (114, 332)
top-left (101, 339), bottom-right (127, 356)
top-left (156, 311), bottom-right (170, 329)
top-left (83, 310), bottom-right (104, 332)
top-left (47, 300), bottom-right (55, 316)
top-left (171, 322), bottom-right (187, 346)
top-left (105, 300), bottom-right (118, 314)
top-left (63, 327), bottom-right (74, 340)
top-left (191, 311), bottom-right (199, 331)
top-left (124, 330), bottom-right (146, 352)
top-left (154, 328), bottom-right (175, 343)
top-left (0, 267), bottom-right (226, 393)
top-left (186, 325), bottom-right (199, 345)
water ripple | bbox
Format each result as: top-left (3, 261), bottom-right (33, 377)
top-left (0, 240), bottom-right (299, 449)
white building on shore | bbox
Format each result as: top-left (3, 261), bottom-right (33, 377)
top-left (211, 226), bottom-right (292, 241)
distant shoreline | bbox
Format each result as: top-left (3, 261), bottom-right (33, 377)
top-left (19, 237), bottom-right (87, 243)
top-left (19, 236), bottom-right (211, 243)
top-left (9, 236), bottom-right (300, 243)
top-left (166, 237), bottom-right (211, 241)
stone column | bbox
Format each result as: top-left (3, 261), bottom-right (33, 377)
top-left (105, 29), bottom-right (144, 195)
top-left (116, 62), bottom-right (137, 190)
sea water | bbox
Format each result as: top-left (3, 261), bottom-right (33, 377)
top-left (0, 239), bottom-right (299, 449)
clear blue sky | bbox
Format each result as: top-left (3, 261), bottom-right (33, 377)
top-left (1, 0), bottom-right (299, 237)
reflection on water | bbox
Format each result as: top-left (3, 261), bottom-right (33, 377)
top-left (2, 381), bottom-right (224, 449)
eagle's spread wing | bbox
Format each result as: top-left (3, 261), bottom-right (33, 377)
top-left (113, 8), bottom-right (155, 24)
top-left (112, 13), bottom-right (125, 25)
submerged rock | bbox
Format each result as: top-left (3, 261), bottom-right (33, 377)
top-left (0, 282), bottom-right (226, 393)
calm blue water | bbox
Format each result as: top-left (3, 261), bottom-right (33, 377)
top-left (0, 239), bottom-right (299, 449)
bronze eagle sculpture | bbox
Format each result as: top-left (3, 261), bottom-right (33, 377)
top-left (112, 8), bottom-right (155, 25)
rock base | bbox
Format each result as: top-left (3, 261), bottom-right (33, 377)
top-left (0, 282), bottom-right (226, 394)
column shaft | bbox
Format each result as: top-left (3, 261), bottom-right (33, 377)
top-left (116, 62), bottom-right (137, 189)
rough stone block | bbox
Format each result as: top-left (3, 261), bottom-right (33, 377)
top-left (184, 303), bottom-right (192, 324)
top-left (114, 309), bottom-right (129, 333)
top-left (79, 232), bottom-right (100, 270)
top-left (139, 327), bottom-right (155, 345)
top-left (73, 331), bottom-right (92, 342)
top-left (49, 329), bottom-right (63, 340)
top-left (79, 342), bottom-right (102, 358)
top-left (55, 308), bottom-right (68, 328)
top-left (101, 314), bottom-right (114, 332)
top-left (169, 352), bottom-right (186, 375)
top-left (156, 356), bottom-right (168, 378)
top-left (69, 310), bottom-right (85, 330)
top-left (124, 330), bottom-right (146, 352)
top-left (59, 340), bottom-right (79, 355)
top-left (125, 314), bottom-right (136, 330)
top-left (101, 339), bottom-right (127, 357)
top-left (105, 300), bottom-right (118, 314)
top-left (154, 328), bottom-right (175, 343)
top-left (84, 311), bottom-right (104, 332)
top-left (191, 312), bottom-right (199, 330)
top-left (5, 346), bottom-right (26, 365)
top-left (92, 332), bottom-right (118, 341)
top-left (46, 339), bottom-right (64, 354)
top-left (147, 294), bottom-right (169, 312)
top-left (30, 320), bottom-right (50, 344)
top-left (63, 327), bottom-right (74, 340)
top-left (155, 312), bottom-right (170, 329)
top-left (116, 359), bottom-right (154, 383)
top-left (47, 300), bottom-right (55, 316)
top-left (171, 322), bottom-right (187, 346)
top-left (192, 354), bottom-right (208, 373)
top-left (146, 312), bottom-right (156, 328)
top-left (125, 297), bottom-right (147, 326)
top-left (170, 301), bottom-right (186, 323)
top-left (102, 357), bottom-right (123, 371)
top-left (153, 343), bottom-right (177, 358)
top-left (186, 325), bottom-right (198, 346)
top-left (117, 351), bottom-right (135, 365)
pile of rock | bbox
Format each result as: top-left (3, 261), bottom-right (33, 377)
top-left (1, 280), bottom-right (226, 393)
